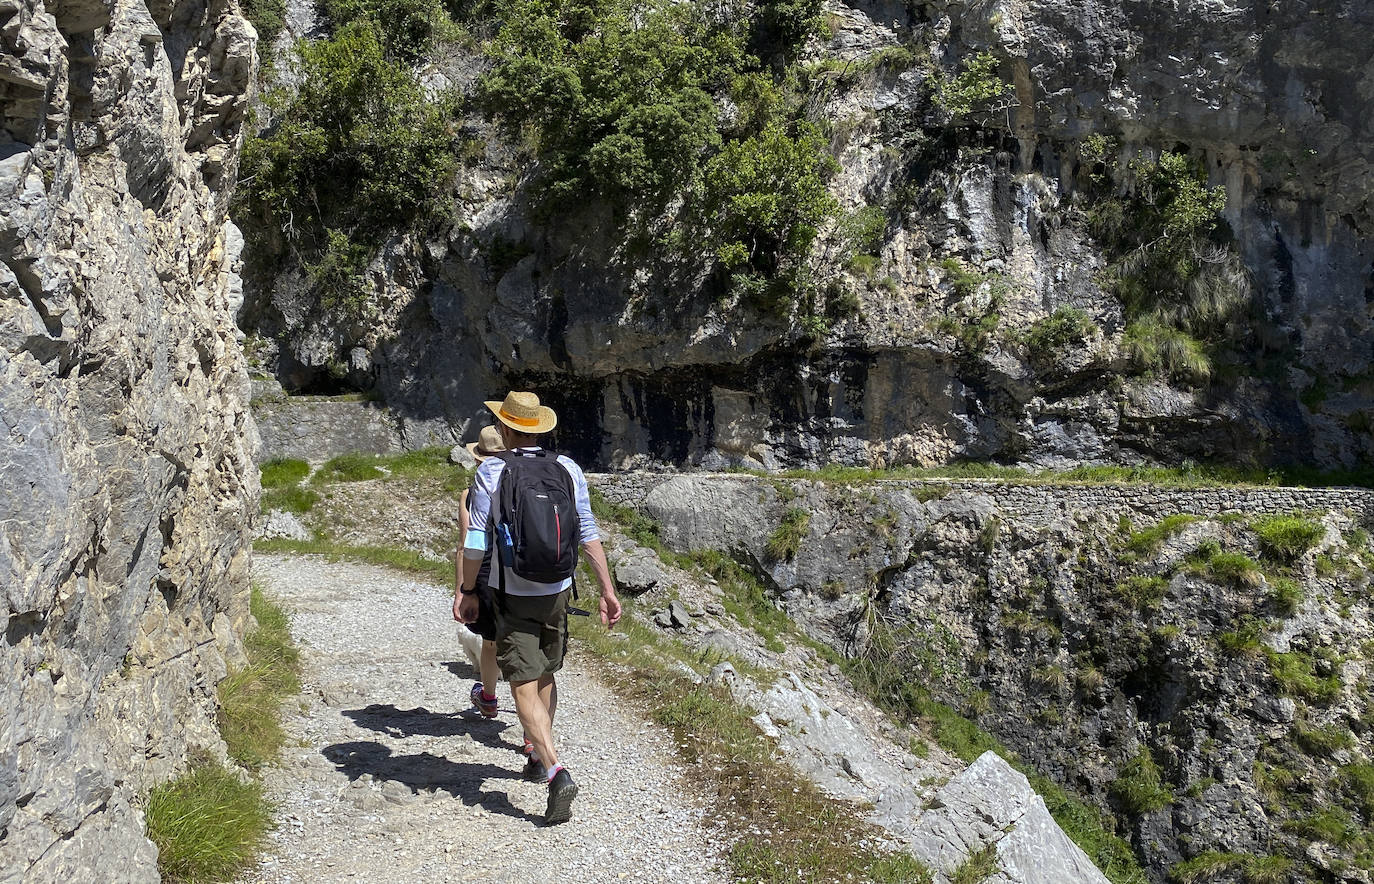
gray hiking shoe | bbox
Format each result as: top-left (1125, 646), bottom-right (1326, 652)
top-left (522, 756), bottom-right (547, 782)
top-left (544, 768), bottom-right (578, 825)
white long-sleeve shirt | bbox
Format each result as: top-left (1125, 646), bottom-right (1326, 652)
top-left (461, 448), bottom-right (599, 596)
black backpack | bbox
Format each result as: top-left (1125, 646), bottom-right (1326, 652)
top-left (492, 449), bottom-right (580, 584)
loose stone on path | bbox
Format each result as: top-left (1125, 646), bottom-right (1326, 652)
top-left (239, 555), bottom-right (727, 884)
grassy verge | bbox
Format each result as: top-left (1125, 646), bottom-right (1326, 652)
top-left (148, 584), bottom-right (300, 882)
top-left (218, 585), bottom-right (303, 769)
top-left (569, 597), bottom-right (932, 883)
top-left (308, 448), bottom-right (469, 490)
top-left (255, 537), bottom-right (452, 584)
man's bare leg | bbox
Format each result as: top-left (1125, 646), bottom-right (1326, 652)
top-left (512, 675), bottom-right (559, 771)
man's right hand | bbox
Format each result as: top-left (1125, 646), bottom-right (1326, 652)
top-left (454, 592), bottom-right (479, 623)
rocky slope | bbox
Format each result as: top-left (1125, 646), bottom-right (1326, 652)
top-left (596, 473), bottom-right (1374, 883)
top-left (0, 0), bottom-right (257, 878)
top-left (238, 0), bottom-right (1374, 472)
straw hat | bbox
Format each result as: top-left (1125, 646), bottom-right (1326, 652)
top-left (485, 390), bottom-right (558, 435)
top-left (464, 424), bottom-right (506, 462)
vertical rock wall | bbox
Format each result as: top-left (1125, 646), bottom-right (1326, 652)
top-left (0, 0), bottom-right (256, 878)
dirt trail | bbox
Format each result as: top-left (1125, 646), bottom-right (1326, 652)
top-left (239, 554), bottom-right (726, 884)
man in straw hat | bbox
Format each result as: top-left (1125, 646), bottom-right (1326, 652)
top-left (452, 424), bottom-right (506, 718)
top-left (455, 391), bottom-right (622, 825)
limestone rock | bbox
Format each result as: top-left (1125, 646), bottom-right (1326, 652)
top-left (0, 0), bottom-right (258, 877)
top-left (910, 753), bottom-right (1108, 884)
top-left (612, 545), bottom-right (669, 595)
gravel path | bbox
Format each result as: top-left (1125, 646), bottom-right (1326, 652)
top-left (240, 554), bottom-right (728, 884)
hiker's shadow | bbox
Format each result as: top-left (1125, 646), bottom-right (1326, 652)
top-left (342, 703), bottom-right (516, 754)
top-left (322, 741), bottom-right (540, 824)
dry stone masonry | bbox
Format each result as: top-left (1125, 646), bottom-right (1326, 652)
top-left (0, 0), bottom-right (257, 878)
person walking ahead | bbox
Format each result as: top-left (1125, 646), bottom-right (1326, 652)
top-left (456, 391), bottom-right (622, 825)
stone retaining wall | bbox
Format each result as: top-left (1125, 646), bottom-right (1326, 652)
top-left (589, 473), bottom-right (1374, 527)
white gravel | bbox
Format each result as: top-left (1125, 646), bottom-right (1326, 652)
top-left (239, 554), bottom-right (728, 884)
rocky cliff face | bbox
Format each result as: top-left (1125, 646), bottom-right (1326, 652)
top-left (239, 0), bottom-right (1373, 472)
top-left (0, 0), bottom-right (256, 878)
top-left (596, 473), bottom-right (1374, 882)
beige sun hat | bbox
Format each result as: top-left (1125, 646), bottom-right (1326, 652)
top-left (485, 390), bottom-right (558, 434)
top-left (464, 424), bottom-right (507, 462)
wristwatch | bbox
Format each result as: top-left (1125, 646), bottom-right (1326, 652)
top-left (459, 586), bottom-right (478, 596)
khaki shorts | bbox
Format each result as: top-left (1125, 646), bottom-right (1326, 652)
top-left (495, 590), bottom-right (569, 683)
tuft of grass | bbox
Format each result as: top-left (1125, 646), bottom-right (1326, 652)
top-left (218, 585), bottom-right (301, 770)
top-left (1292, 721), bottom-right (1354, 758)
top-left (1339, 763), bottom-right (1374, 816)
top-left (1266, 649), bottom-right (1342, 704)
top-left (311, 453), bottom-right (386, 483)
top-left (1126, 514), bottom-right (1199, 554)
top-left (1110, 748), bottom-right (1174, 815)
top-left (1170, 851), bottom-right (1291, 884)
top-left (145, 760), bottom-right (273, 884)
top-left (1115, 576), bottom-right (1168, 612)
top-left (254, 537), bottom-right (452, 584)
top-left (765, 508), bottom-right (811, 562)
top-left (950, 843), bottom-right (999, 884)
top-left (260, 458), bottom-right (310, 488)
top-left (1201, 551), bottom-right (1264, 588)
top-left (1284, 807), bottom-right (1357, 846)
top-left (260, 485), bottom-right (319, 514)
top-left (1217, 617), bottom-right (1265, 657)
top-left (1269, 578), bottom-right (1304, 616)
top-left (1250, 514), bottom-right (1324, 562)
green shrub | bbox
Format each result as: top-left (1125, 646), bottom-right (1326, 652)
top-left (1217, 617), bottom-right (1264, 657)
top-left (242, 0), bottom-right (288, 47)
top-left (237, 20), bottom-right (455, 280)
top-left (146, 761), bottom-right (273, 883)
top-left (839, 205), bottom-right (887, 258)
top-left (765, 508), bottom-right (810, 562)
top-left (1090, 151), bottom-right (1248, 383)
top-left (322, 0), bottom-right (459, 62)
top-left (935, 51), bottom-right (1013, 116)
top-left (1025, 306), bottom-right (1097, 360)
top-left (1110, 748), bottom-right (1174, 815)
top-left (701, 120), bottom-right (838, 286)
top-left (1250, 514), bottom-right (1324, 562)
top-left (312, 453), bottom-right (386, 483)
top-left (218, 585), bottom-right (301, 770)
top-left (1110, 577), bottom-right (1165, 613)
top-left (260, 458), bottom-right (310, 488)
top-left (1126, 514), bottom-right (1199, 554)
